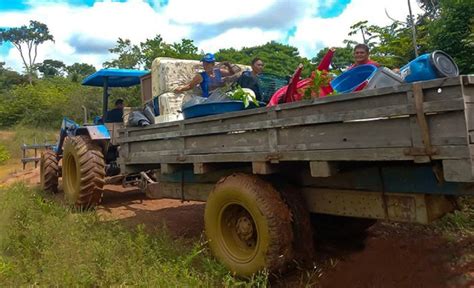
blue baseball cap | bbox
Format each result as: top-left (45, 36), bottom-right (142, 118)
top-left (201, 53), bottom-right (216, 63)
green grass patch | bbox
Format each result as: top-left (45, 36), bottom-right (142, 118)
top-left (435, 197), bottom-right (474, 235)
top-left (0, 184), bottom-right (268, 286)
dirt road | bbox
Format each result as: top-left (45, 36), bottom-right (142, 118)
top-left (2, 168), bottom-right (473, 287)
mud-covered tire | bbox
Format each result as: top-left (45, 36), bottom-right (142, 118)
top-left (277, 185), bottom-right (314, 264)
top-left (312, 214), bottom-right (377, 238)
top-left (62, 136), bottom-right (105, 208)
top-left (204, 173), bottom-right (293, 277)
top-left (40, 150), bottom-right (59, 193)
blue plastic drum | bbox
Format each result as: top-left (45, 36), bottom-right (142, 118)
top-left (330, 64), bottom-right (378, 94)
top-left (400, 50), bottom-right (459, 83)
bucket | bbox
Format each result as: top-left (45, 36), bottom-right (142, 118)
top-left (400, 50), bottom-right (459, 83)
top-left (330, 64), bottom-right (378, 94)
top-left (182, 101), bottom-right (244, 119)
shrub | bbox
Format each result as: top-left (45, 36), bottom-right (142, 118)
top-left (0, 145), bottom-right (10, 164)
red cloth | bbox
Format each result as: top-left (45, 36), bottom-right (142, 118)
top-left (284, 64), bottom-right (303, 103)
top-left (348, 59), bottom-right (379, 70)
top-left (267, 50), bottom-right (335, 107)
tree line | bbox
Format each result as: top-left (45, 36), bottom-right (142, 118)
top-left (0, 0), bottom-right (472, 128)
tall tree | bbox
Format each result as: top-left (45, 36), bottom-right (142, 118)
top-left (37, 59), bottom-right (66, 78)
top-left (66, 63), bottom-right (96, 82)
top-left (0, 20), bottom-right (54, 83)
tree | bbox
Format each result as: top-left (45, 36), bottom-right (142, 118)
top-left (0, 20), bottom-right (54, 83)
top-left (37, 59), bottom-right (66, 78)
top-left (104, 35), bottom-right (201, 69)
top-left (0, 62), bottom-right (28, 90)
top-left (103, 38), bottom-right (142, 69)
top-left (66, 63), bottom-right (96, 82)
top-left (312, 46), bottom-right (354, 72)
top-left (216, 42), bottom-right (315, 77)
top-left (346, 18), bottom-right (431, 68)
top-left (429, 0), bottom-right (474, 73)
top-left (417, 0), bottom-right (440, 18)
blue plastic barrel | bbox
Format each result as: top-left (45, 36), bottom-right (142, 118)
top-left (330, 64), bottom-right (378, 94)
top-left (400, 50), bottom-right (459, 83)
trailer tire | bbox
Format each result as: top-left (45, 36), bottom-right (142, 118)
top-left (205, 173), bottom-right (293, 277)
top-left (62, 136), bottom-right (105, 209)
top-left (312, 214), bottom-right (376, 238)
top-left (40, 150), bottom-right (59, 193)
top-left (277, 184), bottom-right (314, 264)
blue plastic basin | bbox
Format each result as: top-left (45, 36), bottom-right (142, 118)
top-left (182, 101), bottom-right (245, 119)
top-left (331, 64), bottom-right (378, 94)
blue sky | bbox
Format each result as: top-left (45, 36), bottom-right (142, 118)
top-left (0, 0), bottom-right (420, 71)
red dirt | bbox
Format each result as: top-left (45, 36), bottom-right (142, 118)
top-left (2, 170), bottom-right (473, 287)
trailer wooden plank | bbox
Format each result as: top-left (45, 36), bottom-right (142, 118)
top-left (119, 98), bottom-right (465, 144)
top-left (122, 145), bottom-right (470, 165)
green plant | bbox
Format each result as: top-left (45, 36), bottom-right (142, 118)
top-left (228, 86), bottom-right (259, 108)
top-left (0, 145), bottom-right (9, 164)
top-left (0, 184), bottom-right (271, 286)
top-left (303, 70), bottom-right (335, 100)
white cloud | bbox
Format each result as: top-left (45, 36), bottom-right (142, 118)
top-left (198, 28), bottom-right (282, 53)
top-left (164, 0), bottom-right (276, 25)
top-left (289, 0), bottom-right (423, 58)
top-left (0, 0), bottom-right (189, 71)
top-left (0, 0), bottom-right (424, 72)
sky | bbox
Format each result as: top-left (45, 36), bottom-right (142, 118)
top-left (0, 0), bottom-right (422, 72)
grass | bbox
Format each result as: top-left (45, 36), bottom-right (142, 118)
top-left (435, 196), bottom-right (474, 236)
top-left (0, 184), bottom-right (269, 287)
top-left (0, 127), bottom-right (57, 180)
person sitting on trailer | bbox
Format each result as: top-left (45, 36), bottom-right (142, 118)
top-left (105, 99), bottom-right (124, 123)
top-left (348, 43), bottom-right (379, 69)
top-left (235, 57), bottom-right (265, 102)
top-left (174, 53), bottom-right (236, 97)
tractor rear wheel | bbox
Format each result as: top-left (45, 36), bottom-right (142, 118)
top-left (62, 135), bottom-right (105, 209)
top-left (204, 173), bottom-right (293, 277)
top-left (40, 150), bottom-right (59, 193)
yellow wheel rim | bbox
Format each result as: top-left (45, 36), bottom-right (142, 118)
top-left (217, 202), bottom-right (259, 264)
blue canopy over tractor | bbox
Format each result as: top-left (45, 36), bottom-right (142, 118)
top-left (81, 68), bottom-right (149, 120)
top-left (82, 69), bottom-right (149, 87)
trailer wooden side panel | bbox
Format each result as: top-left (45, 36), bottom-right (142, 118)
top-left (119, 76), bottom-right (474, 182)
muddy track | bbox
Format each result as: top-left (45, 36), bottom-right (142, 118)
top-left (2, 168), bottom-right (473, 287)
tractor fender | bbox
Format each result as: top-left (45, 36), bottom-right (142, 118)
top-left (84, 125), bottom-right (111, 140)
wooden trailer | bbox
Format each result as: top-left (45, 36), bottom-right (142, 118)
top-left (118, 75), bottom-right (474, 276)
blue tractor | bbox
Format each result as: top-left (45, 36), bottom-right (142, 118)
top-left (39, 69), bottom-right (149, 208)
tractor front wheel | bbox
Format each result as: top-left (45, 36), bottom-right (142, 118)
top-left (62, 136), bottom-right (105, 209)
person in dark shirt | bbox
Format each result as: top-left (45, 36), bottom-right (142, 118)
top-left (106, 99), bottom-right (124, 123)
top-left (236, 57), bottom-right (264, 101)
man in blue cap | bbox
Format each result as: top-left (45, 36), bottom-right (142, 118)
top-left (174, 53), bottom-right (236, 97)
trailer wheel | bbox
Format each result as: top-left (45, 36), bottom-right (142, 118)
top-left (312, 214), bottom-right (377, 238)
top-left (277, 184), bottom-right (314, 264)
top-left (62, 136), bottom-right (105, 209)
top-left (40, 150), bottom-right (59, 193)
top-left (205, 173), bottom-right (293, 277)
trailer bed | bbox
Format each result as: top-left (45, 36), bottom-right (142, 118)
top-left (119, 76), bottom-right (474, 183)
